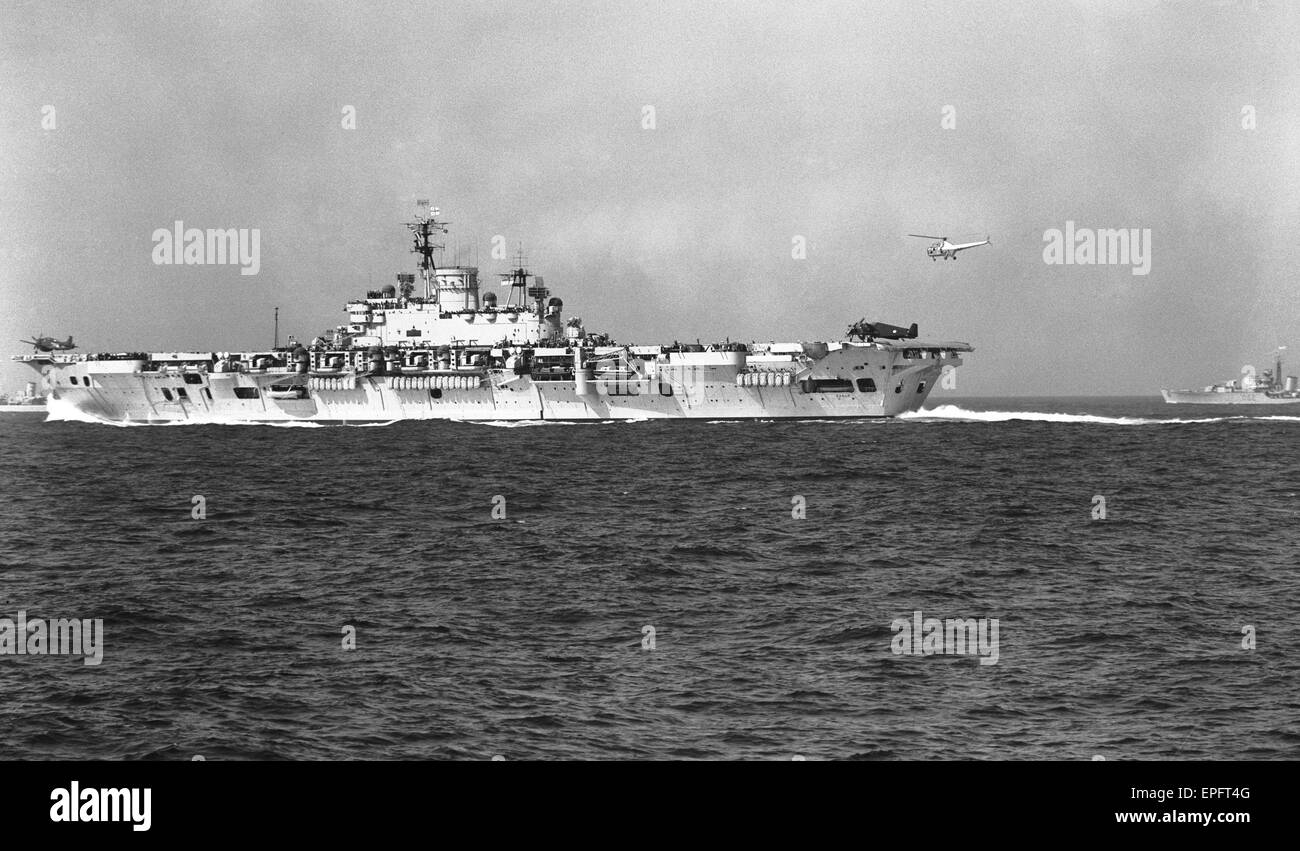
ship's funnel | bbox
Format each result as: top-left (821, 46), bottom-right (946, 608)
top-left (435, 266), bottom-right (479, 311)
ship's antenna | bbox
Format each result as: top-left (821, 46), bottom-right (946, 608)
top-left (405, 199), bottom-right (449, 301)
top-left (501, 245), bottom-right (526, 309)
top-left (273, 306), bottom-right (279, 349)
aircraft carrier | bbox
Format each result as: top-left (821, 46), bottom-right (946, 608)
top-left (14, 203), bottom-right (972, 423)
top-left (1162, 350), bottom-right (1300, 405)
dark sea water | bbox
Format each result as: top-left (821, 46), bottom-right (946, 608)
top-left (1, 396), bottom-right (1297, 761)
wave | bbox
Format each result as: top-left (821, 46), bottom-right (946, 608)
top-left (903, 404), bottom-right (1300, 425)
top-left (42, 398), bottom-right (108, 424)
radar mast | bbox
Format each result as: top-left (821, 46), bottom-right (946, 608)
top-left (404, 200), bottom-right (449, 300)
top-left (500, 247), bottom-right (548, 317)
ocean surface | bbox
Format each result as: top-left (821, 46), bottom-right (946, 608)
top-left (1, 396), bottom-right (1297, 761)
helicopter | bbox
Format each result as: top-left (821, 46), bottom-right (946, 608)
top-left (19, 333), bottom-right (77, 352)
top-left (908, 234), bottom-right (990, 260)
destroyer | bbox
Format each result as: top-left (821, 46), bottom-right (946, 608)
top-left (0, 381), bottom-right (45, 413)
top-left (15, 202), bottom-right (972, 422)
top-left (1162, 349), bottom-right (1300, 405)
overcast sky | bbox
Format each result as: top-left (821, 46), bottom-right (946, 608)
top-left (2, 0), bottom-right (1297, 395)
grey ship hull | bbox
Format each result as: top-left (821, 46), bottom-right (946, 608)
top-left (35, 341), bottom-right (966, 423)
top-left (1161, 389), bottom-right (1300, 405)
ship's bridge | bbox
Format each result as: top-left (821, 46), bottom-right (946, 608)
top-left (342, 265), bottom-right (555, 348)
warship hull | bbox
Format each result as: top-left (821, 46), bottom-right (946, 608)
top-left (1160, 389), bottom-right (1300, 405)
top-left (31, 342), bottom-right (964, 423)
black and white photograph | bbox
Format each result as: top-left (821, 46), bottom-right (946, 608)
top-left (1, 0), bottom-right (1293, 833)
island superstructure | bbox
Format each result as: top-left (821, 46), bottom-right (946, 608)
top-left (14, 202), bottom-right (973, 423)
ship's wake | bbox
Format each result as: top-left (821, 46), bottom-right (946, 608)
top-left (39, 397), bottom-right (1300, 428)
top-left (903, 404), bottom-right (1300, 425)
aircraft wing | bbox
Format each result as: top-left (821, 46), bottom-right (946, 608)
top-left (876, 339), bottom-right (975, 352)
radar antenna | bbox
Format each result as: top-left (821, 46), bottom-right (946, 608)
top-left (404, 200), bottom-right (449, 300)
top-left (500, 246), bottom-right (548, 315)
